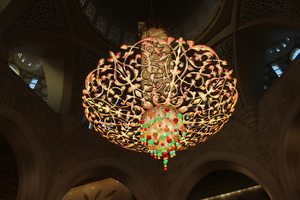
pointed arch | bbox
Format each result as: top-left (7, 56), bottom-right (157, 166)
top-left (48, 158), bottom-right (157, 200)
top-left (0, 104), bottom-right (45, 200)
top-left (168, 152), bottom-right (285, 200)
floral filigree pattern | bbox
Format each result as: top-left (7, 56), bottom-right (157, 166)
top-left (82, 36), bottom-right (238, 165)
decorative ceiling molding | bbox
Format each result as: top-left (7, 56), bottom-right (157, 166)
top-left (240, 0), bottom-right (300, 26)
top-left (2, 0), bottom-right (65, 41)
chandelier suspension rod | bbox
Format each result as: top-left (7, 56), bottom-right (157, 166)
top-left (150, 0), bottom-right (154, 18)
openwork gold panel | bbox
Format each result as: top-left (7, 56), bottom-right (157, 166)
top-left (83, 36), bottom-right (238, 169)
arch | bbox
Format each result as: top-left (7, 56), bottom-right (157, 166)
top-left (48, 158), bottom-right (157, 200)
top-left (278, 93), bottom-right (300, 199)
top-left (168, 152), bottom-right (285, 200)
top-left (186, 170), bottom-right (269, 199)
top-left (6, 34), bottom-right (73, 114)
top-left (235, 21), bottom-right (300, 103)
top-left (0, 103), bottom-right (45, 200)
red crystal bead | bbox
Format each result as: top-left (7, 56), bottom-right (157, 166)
top-left (165, 107), bottom-right (170, 112)
top-left (173, 118), bottom-right (178, 123)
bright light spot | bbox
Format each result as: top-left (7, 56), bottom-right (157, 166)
top-left (202, 185), bottom-right (262, 200)
top-left (290, 48), bottom-right (300, 61)
top-left (8, 64), bottom-right (19, 75)
top-left (88, 122), bottom-right (93, 129)
top-left (281, 42), bottom-right (286, 47)
top-left (29, 78), bottom-right (38, 89)
top-left (31, 79), bottom-right (38, 84)
top-left (271, 63), bottom-right (282, 77)
top-left (275, 47), bottom-right (280, 52)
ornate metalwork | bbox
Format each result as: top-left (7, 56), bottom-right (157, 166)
top-left (83, 36), bottom-right (238, 170)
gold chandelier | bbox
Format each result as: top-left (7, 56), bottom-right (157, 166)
top-left (82, 24), bottom-right (238, 170)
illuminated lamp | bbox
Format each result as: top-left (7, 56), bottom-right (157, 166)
top-left (82, 23), bottom-right (238, 170)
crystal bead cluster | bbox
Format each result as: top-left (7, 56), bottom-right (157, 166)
top-left (139, 106), bottom-right (186, 170)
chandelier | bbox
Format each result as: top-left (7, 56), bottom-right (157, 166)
top-left (82, 24), bottom-right (238, 170)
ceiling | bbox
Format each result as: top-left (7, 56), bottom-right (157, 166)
top-left (92, 0), bottom-right (218, 34)
top-left (1, 0), bottom-right (300, 199)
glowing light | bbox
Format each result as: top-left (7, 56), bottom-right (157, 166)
top-left (271, 63), bottom-right (283, 77)
top-left (202, 185), bottom-right (262, 200)
top-left (290, 48), bottom-right (300, 61)
top-left (29, 78), bottom-right (38, 89)
top-left (82, 26), bottom-right (238, 170)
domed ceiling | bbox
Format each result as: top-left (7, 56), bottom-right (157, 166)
top-left (81, 0), bottom-right (221, 44)
top-left (93, 0), bottom-right (208, 31)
